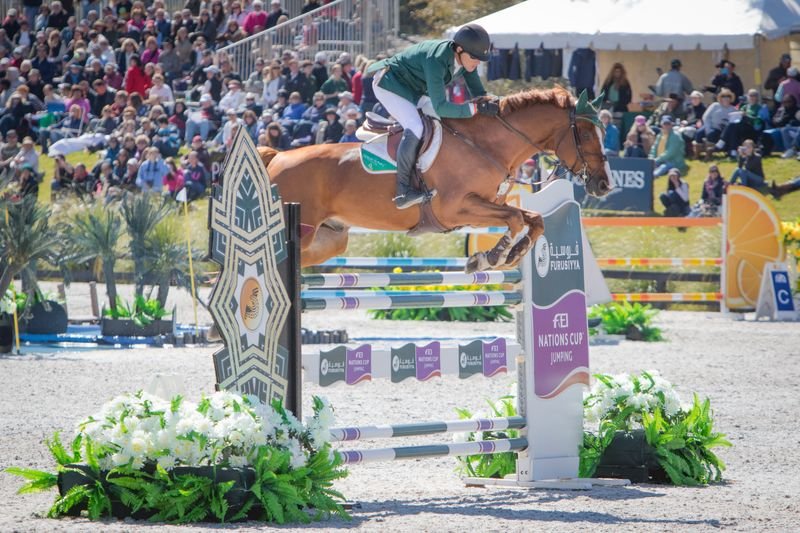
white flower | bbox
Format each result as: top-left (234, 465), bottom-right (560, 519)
top-left (156, 455), bottom-right (176, 470)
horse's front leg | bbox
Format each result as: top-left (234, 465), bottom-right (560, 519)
top-left (456, 196), bottom-right (527, 273)
top-left (504, 209), bottom-right (544, 269)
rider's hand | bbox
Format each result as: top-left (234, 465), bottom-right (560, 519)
top-left (477, 100), bottom-right (500, 116)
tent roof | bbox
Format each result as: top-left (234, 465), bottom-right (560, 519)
top-left (450, 0), bottom-right (800, 50)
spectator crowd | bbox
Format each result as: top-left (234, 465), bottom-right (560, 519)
top-left (0, 0), bottom-right (383, 203)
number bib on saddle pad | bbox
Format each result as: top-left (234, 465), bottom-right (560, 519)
top-left (357, 119), bottom-right (443, 175)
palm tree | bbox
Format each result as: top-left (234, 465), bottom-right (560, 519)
top-left (0, 197), bottom-right (62, 303)
top-left (68, 204), bottom-right (124, 310)
top-left (144, 219), bottom-right (187, 308)
top-left (120, 194), bottom-right (172, 298)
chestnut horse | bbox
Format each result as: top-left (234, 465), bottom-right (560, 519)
top-left (259, 87), bottom-right (611, 272)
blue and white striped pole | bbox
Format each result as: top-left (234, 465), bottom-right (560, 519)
top-left (331, 416), bottom-right (526, 442)
top-left (302, 270), bottom-right (521, 288)
top-left (338, 438), bottom-right (528, 465)
top-left (301, 291), bottom-right (522, 311)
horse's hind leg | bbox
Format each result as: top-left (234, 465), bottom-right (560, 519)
top-left (503, 210), bottom-right (544, 269)
top-left (300, 223), bottom-right (350, 267)
top-left (457, 197), bottom-right (526, 273)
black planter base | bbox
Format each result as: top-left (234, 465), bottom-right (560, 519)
top-left (20, 300), bottom-right (68, 334)
top-left (58, 464), bottom-right (258, 521)
top-left (101, 318), bottom-right (174, 337)
top-left (594, 430), bottom-right (668, 483)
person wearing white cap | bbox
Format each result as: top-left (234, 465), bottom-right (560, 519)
top-left (337, 90), bottom-right (359, 117)
top-left (184, 93), bottom-right (219, 142)
top-left (266, 0), bottom-right (288, 29)
top-left (776, 66), bottom-right (800, 108)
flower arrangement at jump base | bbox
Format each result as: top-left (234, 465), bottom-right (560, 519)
top-left (5, 392), bottom-right (349, 524)
top-left (589, 302), bottom-right (664, 341)
top-left (454, 371), bottom-right (730, 485)
top-left (368, 268), bottom-right (514, 322)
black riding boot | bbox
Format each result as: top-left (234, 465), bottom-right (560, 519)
top-left (771, 179), bottom-right (800, 200)
top-left (394, 129), bottom-right (427, 210)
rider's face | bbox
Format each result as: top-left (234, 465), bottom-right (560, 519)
top-left (458, 48), bottom-right (481, 72)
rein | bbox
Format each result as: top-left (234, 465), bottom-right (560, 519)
top-left (442, 103), bottom-right (605, 188)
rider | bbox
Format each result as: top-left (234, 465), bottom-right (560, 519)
top-left (368, 23), bottom-right (499, 209)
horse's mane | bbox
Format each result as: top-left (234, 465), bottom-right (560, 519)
top-left (499, 86), bottom-right (575, 116)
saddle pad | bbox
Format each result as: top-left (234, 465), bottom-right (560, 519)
top-left (358, 120), bottom-right (443, 175)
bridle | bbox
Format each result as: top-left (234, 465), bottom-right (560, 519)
top-left (494, 106), bottom-right (607, 185)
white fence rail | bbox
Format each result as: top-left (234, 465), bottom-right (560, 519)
top-left (218, 0), bottom-right (399, 80)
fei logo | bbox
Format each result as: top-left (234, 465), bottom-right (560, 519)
top-left (392, 354), bottom-right (400, 372)
top-left (459, 351), bottom-right (467, 369)
top-left (534, 235), bottom-right (550, 278)
top-left (320, 358), bottom-right (329, 376)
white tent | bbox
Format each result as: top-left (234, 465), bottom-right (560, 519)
top-left (452, 0), bottom-right (800, 51)
top-left (593, 0), bottom-right (800, 50)
top-left (450, 0), bottom-right (800, 104)
top-left (452, 0), bottom-right (620, 50)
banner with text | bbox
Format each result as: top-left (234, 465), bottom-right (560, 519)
top-left (571, 156), bottom-right (654, 213)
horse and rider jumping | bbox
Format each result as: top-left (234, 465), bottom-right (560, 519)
top-left (257, 24), bottom-right (613, 272)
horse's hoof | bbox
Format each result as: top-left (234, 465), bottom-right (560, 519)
top-left (465, 253), bottom-right (488, 273)
top-left (465, 255), bottom-right (480, 274)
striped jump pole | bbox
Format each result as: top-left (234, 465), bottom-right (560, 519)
top-left (331, 416), bottom-right (526, 442)
top-left (613, 292), bottom-right (722, 302)
top-left (320, 256), bottom-right (468, 268)
top-left (301, 291), bottom-right (522, 311)
top-left (302, 270), bottom-right (522, 288)
top-left (319, 256), bottom-right (721, 269)
top-left (596, 258), bottom-right (723, 267)
top-left (338, 438), bottom-right (528, 465)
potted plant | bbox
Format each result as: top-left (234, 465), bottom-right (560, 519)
top-left (99, 194), bottom-right (174, 337)
top-left (0, 196), bottom-right (63, 335)
top-left (581, 371), bottom-right (731, 484)
top-left (67, 204), bottom-right (124, 312)
top-left (5, 392), bottom-right (348, 524)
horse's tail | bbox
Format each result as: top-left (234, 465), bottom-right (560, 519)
top-left (257, 147), bottom-right (280, 168)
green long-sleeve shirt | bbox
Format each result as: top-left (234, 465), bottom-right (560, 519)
top-left (368, 39), bottom-right (486, 119)
top-left (649, 130), bottom-right (688, 173)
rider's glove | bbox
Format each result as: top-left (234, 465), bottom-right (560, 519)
top-left (477, 100), bottom-right (500, 116)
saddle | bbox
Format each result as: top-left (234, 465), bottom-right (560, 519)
top-left (357, 112), bottom-right (443, 175)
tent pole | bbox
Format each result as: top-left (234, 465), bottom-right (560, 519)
top-left (754, 35), bottom-right (763, 89)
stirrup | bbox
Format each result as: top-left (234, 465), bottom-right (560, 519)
top-left (393, 188), bottom-right (437, 210)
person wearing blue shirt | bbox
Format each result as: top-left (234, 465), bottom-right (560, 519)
top-left (598, 109), bottom-right (620, 156)
top-left (135, 147), bottom-right (168, 193)
top-left (339, 119), bottom-right (361, 143)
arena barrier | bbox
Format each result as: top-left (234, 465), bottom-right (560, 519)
top-left (208, 133), bottom-right (621, 490)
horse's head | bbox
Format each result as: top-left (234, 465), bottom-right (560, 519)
top-left (554, 90), bottom-right (612, 197)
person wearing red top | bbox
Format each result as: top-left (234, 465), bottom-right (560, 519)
top-left (351, 56), bottom-right (365, 105)
top-left (242, 0), bottom-right (268, 34)
top-left (125, 55), bottom-right (152, 98)
top-left (140, 36), bottom-right (160, 66)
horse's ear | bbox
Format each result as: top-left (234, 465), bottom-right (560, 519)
top-left (576, 89), bottom-right (588, 112)
top-left (591, 92), bottom-right (605, 110)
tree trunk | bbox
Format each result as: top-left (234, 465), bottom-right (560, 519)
top-left (0, 267), bottom-right (14, 303)
top-left (102, 258), bottom-right (117, 310)
top-left (156, 278), bottom-right (169, 309)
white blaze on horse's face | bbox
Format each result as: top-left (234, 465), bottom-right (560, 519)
top-left (594, 124), bottom-right (614, 191)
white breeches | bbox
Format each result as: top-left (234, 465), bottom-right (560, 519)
top-left (372, 70), bottom-right (424, 138)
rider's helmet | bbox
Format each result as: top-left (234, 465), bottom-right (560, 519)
top-left (453, 23), bottom-right (491, 62)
